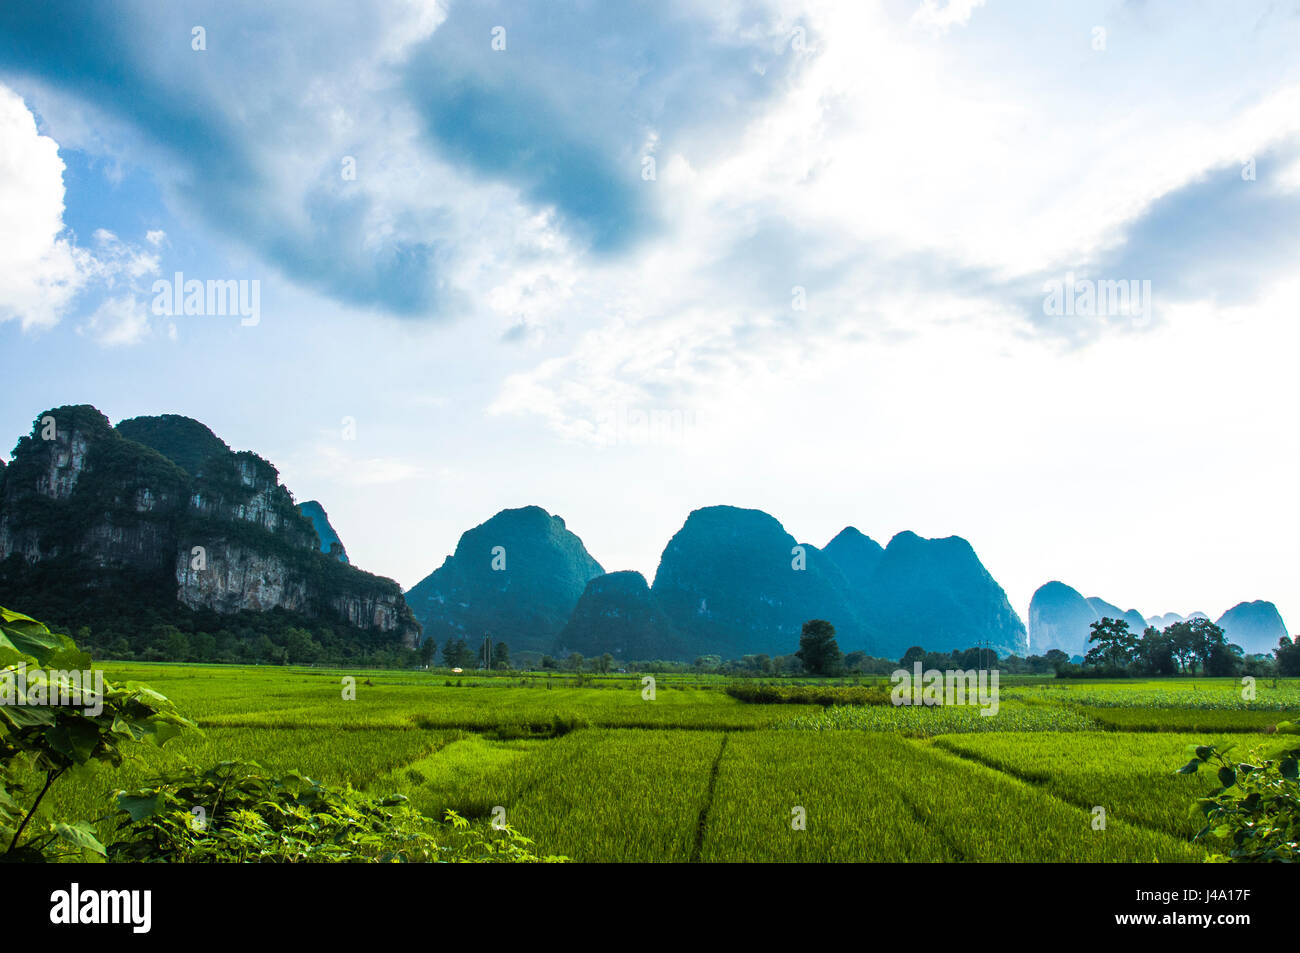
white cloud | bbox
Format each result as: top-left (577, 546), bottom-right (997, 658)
top-left (88, 229), bottom-right (161, 282)
top-left (910, 0), bottom-right (987, 32)
top-left (288, 440), bottom-right (428, 488)
top-left (80, 294), bottom-right (151, 347)
top-left (487, 2), bottom-right (1300, 444)
top-left (0, 83), bottom-right (165, 338)
top-left (0, 84), bottom-right (91, 330)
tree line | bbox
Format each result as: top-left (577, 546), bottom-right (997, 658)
top-left (1070, 616), bottom-right (1300, 677)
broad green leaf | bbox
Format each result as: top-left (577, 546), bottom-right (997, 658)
top-left (51, 821), bottom-right (107, 857)
top-left (0, 703), bottom-right (57, 728)
top-left (116, 792), bottom-right (165, 822)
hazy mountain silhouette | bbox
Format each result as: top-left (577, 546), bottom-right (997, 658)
top-left (650, 505), bottom-right (867, 659)
top-left (555, 570), bottom-right (685, 661)
top-left (405, 505), bottom-right (604, 655)
top-left (1216, 600), bottom-right (1289, 655)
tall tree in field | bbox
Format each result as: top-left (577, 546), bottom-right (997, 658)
top-left (1165, 618), bottom-right (1227, 674)
top-left (419, 638), bottom-right (437, 668)
top-left (1083, 618), bottom-right (1138, 669)
top-left (1166, 621), bottom-right (1198, 673)
top-left (491, 641), bottom-right (510, 670)
top-left (1188, 618), bottom-right (1230, 673)
top-left (442, 638), bottom-right (469, 668)
top-left (1276, 636), bottom-right (1300, 676)
top-left (796, 619), bottom-right (843, 676)
top-left (1135, 626), bottom-right (1175, 675)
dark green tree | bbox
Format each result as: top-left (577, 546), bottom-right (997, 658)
top-left (1206, 639), bottom-right (1244, 676)
top-left (284, 627), bottom-right (322, 665)
top-left (1043, 649), bottom-right (1070, 672)
top-left (796, 619), bottom-right (843, 676)
top-left (442, 638), bottom-right (469, 668)
top-left (1135, 626), bottom-right (1176, 675)
top-left (1083, 618), bottom-right (1138, 669)
top-left (1167, 621), bottom-right (1199, 673)
top-left (491, 641), bottom-right (510, 670)
top-left (899, 645), bottom-right (926, 668)
top-left (1189, 618), bottom-right (1230, 673)
top-left (418, 637), bottom-right (437, 668)
top-left (1275, 636), bottom-right (1300, 676)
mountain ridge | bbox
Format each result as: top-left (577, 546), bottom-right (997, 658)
top-left (0, 405), bottom-right (420, 651)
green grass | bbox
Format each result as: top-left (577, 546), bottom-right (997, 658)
top-left (11, 662), bottom-right (1283, 862)
top-left (701, 732), bottom-right (1200, 861)
top-left (378, 732), bottom-right (540, 819)
top-left (483, 729), bottom-right (725, 862)
top-left (927, 731), bottom-right (1291, 842)
top-left (1001, 679), bottom-right (1300, 711)
top-left (23, 726), bottom-right (458, 849)
top-left (1075, 706), bottom-right (1292, 732)
top-left (101, 663), bottom-right (811, 731)
top-left (702, 732), bottom-right (951, 861)
top-left (783, 701), bottom-right (1098, 735)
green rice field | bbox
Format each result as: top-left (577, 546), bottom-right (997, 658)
top-left (25, 665), bottom-right (1299, 862)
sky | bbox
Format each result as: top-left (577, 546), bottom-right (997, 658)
top-left (2, 0), bottom-right (1298, 639)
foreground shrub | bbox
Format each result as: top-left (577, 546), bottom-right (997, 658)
top-left (110, 760), bottom-right (562, 863)
top-left (1, 606), bottom-right (194, 861)
top-left (1179, 727), bottom-right (1300, 862)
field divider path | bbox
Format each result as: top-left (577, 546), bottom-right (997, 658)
top-left (892, 746), bottom-right (967, 862)
top-left (690, 734), bottom-right (729, 863)
top-left (923, 736), bottom-right (1185, 843)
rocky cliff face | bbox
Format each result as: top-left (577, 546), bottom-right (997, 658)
top-left (405, 505), bottom-right (604, 655)
top-left (556, 571), bottom-right (685, 661)
top-left (650, 506), bottom-right (868, 659)
top-left (0, 405), bottom-right (419, 646)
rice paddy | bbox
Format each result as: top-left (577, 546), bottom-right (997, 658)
top-left (27, 665), bottom-right (1299, 862)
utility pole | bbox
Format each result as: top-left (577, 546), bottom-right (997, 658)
top-left (482, 634), bottom-right (491, 671)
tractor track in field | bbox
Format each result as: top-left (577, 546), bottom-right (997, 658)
top-left (897, 789), bottom-right (967, 861)
top-left (690, 734), bottom-right (729, 862)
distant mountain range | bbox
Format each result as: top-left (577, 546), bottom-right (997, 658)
top-left (1145, 611), bottom-right (1209, 629)
top-left (1030, 581), bottom-right (1288, 657)
top-left (411, 504), bottom-right (1028, 661)
top-left (2, 404), bottom-right (1292, 664)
